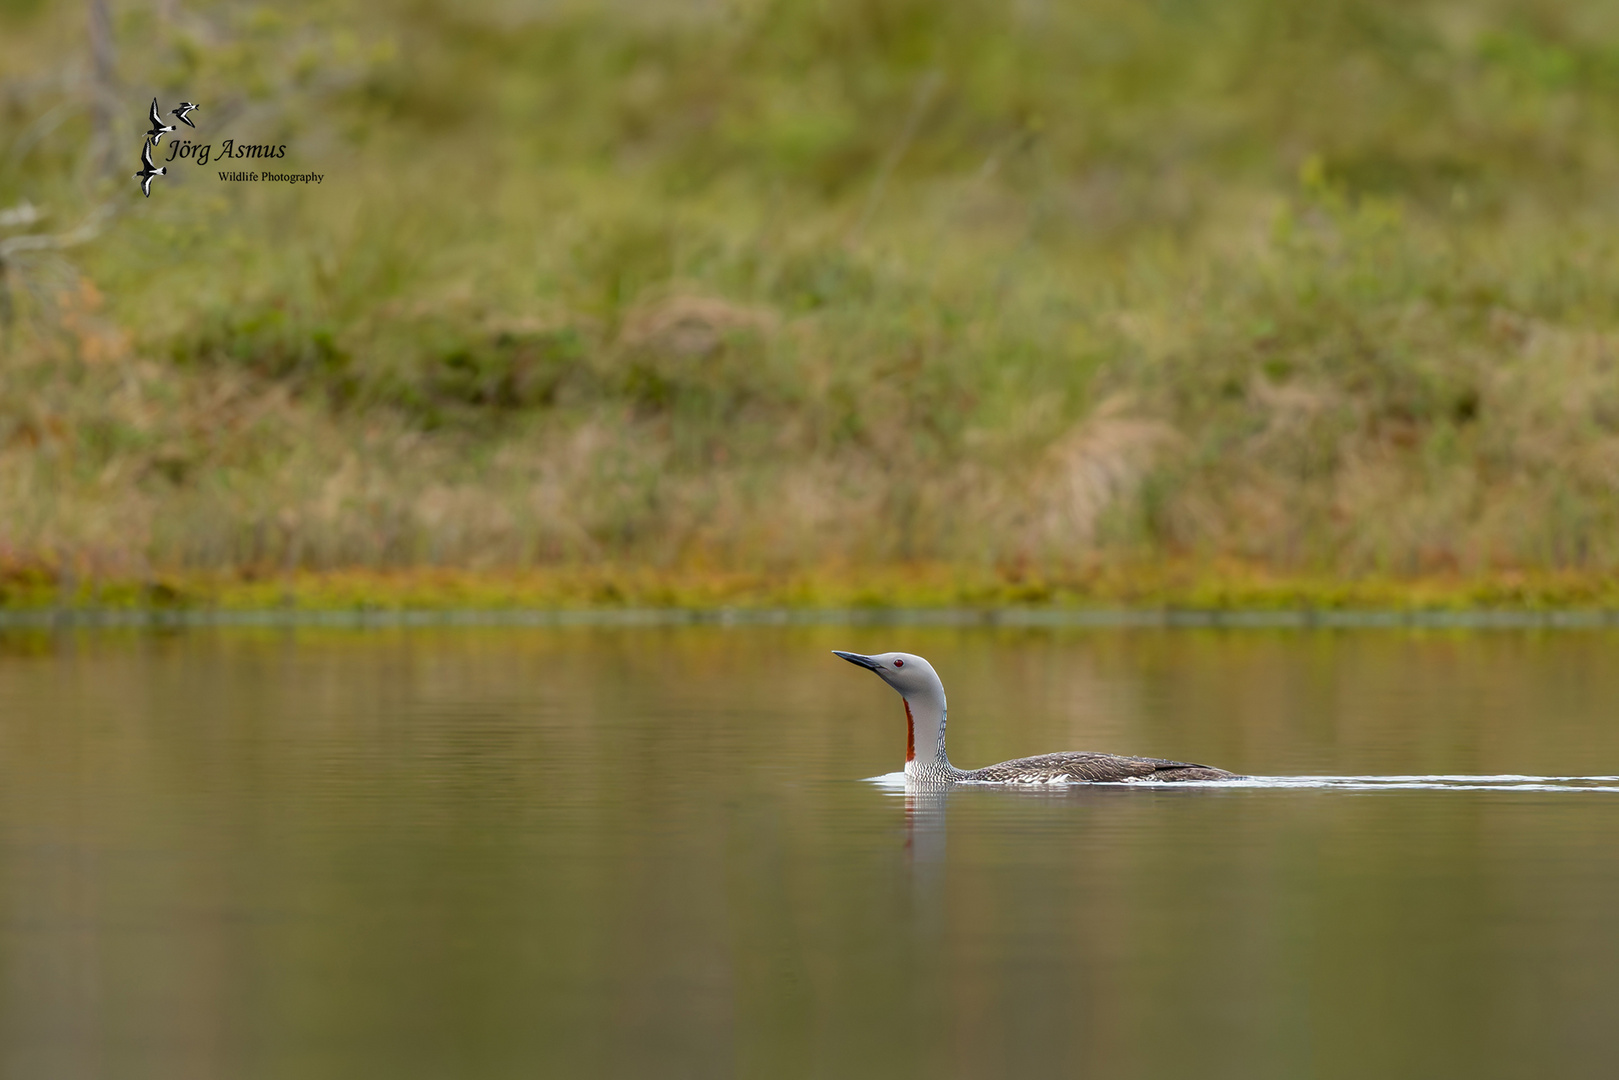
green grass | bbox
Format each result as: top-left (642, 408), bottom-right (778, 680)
top-left (5, 0), bottom-right (1619, 605)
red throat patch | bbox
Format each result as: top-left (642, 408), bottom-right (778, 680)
top-left (904, 699), bottom-right (915, 762)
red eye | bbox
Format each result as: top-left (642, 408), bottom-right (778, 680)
top-left (893, 659), bottom-right (904, 667)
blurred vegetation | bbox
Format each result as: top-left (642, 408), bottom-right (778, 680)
top-left (5, 0), bottom-right (1619, 604)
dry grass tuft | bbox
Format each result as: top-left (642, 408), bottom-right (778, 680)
top-left (1038, 396), bottom-right (1181, 549)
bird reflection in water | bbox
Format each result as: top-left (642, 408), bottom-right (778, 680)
top-left (903, 786), bottom-right (949, 865)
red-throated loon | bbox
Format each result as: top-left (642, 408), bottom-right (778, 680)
top-left (834, 650), bottom-right (1238, 783)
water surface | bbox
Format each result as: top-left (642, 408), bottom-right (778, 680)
top-left (2, 625), bottom-right (1618, 1078)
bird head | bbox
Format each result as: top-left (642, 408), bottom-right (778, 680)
top-left (834, 650), bottom-right (949, 767)
top-left (832, 650), bottom-right (942, 697)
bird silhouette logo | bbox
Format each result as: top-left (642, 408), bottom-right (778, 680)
top-left (132, 98), bottom-right (199, 197)
top-left (144, 97), bottom-right (175, 144)
top-left (134, 138), bottom-right (165, 197)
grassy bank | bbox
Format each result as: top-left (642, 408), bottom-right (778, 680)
top-left (8, 562), bottom-right (1619, 614)
top-left (5, 0), bottom-right (1619, 601)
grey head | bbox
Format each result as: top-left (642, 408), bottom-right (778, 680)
top-left (832, 650), bottom-right (945, 696)
top-left (833, 650), bottom-right (955, 774)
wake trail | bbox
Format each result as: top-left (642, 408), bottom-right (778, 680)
top-left (1178, 774), bottom-right (1619, 793)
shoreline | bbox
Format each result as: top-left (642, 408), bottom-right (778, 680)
top-left (5, 606), bottom-right (1619, 630)
top-left (7, 565), bottom-right (1619, 625)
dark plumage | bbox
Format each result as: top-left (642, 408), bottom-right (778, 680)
top-left (961, 752), bottom-right (1235, 784)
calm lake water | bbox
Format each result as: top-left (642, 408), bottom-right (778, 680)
top-left (2, 623), bottom-right (1618, 1079)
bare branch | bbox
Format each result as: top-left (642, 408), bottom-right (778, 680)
top-left (0, 202), bottom-right (47, 229)
top-left (0, 203), bottom-right (114, 259)
top-left (87, 0), bottom-right (119, 176)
